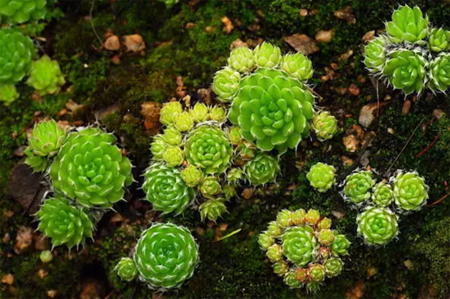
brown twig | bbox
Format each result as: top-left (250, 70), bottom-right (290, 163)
top-left (427, 192), bottom-right (450, 206)
top-left (415, 134), bottom-right (441, 157)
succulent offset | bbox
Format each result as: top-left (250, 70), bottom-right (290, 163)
top-left (212, 67), bottom-right (240, 102)
top-left (343, 170), bottom-right (375, 205)
top-left (131, 223), bottom-right (199, 289)
top-left (36, 196), bottom-right (94, 248)
top-left (306, 162), bottom-right (336, 193)
top-left (27, 119), bottom-right (66, 157)
top-left (372, 181), bottom-right (393, 207)
top-left (364, 5), bottom-right (450, 94)
top-left (311, 111), bottom-right (339, 141)
top-left (0, 0), bottom-right (47, 25)
top-left (26, 55), bottom-right (65, 95)
top-left (244, 153), bottom-right (278, 185)
top-left (199, 198), bottom-right (227, 221)
top-left (259, 209), bottom-right (350, 291)
top-left (392, 171), bottom-right (429, 211)
top-left (143, 163), bottom-right (195, 215)
top-left (49, 127), bottom-right (133, 208)
top-left (0, 85), bottom-right (19, 104)
top-left (357, 207), bottom-right (399, 245)
top-left (115, 257), bottom-right (138, 282)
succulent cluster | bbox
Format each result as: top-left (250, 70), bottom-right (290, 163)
top-left (364, 5), bottom-right (450, 94)
top-left (25, 120), bottom-right (133, 248)
top-left (115, 223), bottom-right (199, 290)
top-left (341, 169), bottom-right (429, 245)
top-left (258, 209), bottom-right (350, 292)
top-left (213, 42), bottom-right (320, 154)
top-left (306, 162), bottom-right (336, 193)
top-left (148, 101), bottom-right (280, 221)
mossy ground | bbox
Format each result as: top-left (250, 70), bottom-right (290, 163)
top-left (1, 0), bottom-right (450, 298)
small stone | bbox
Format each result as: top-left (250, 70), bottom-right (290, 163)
top-left (141, 102), bottom-right (162, 132)
top-left (111, 55), bottom-right (121, 65)
top-left (122, 34), bottom-right (145, 53)
top-left (1, 274), bottom-right (14, 285)
top-left (433, 109), bottom-right (445, 120)
top-left (366, 267), bottom-right (377, 277)
top-left (359, 102), bottom-right (387, 128)
top-left (341, 155), bottom-right (354, 166)
top-left (104, 35), bottom-right (120, 51)
top-left (242, 188), bottom-right (254, 199)
top-left (197, 88), bottom-right (212, 104)
top-left (15, 226), bottom-right (34, 254)
top-left (185, 22), bottom-right (195, 29)
top-left (334, 6), bottom-right (356, 23)
top-left (2, 233), bottom-right (10, 243)
top-left (362, 30), bottom-right (376, 43)
top-left (343, 135), bottom-right (359, 152)
top-left (315, 30), bottom-right (334, 43)
top-left (230, 38), bottom-right (248, 50)
top-left (218, 223), bottom-right (228, 231)
top-left (205, 26), bottom-right (215, 33)
top-left (13, 146), bottom-right (26, 157)
top-left (283, 34), bottom-right (319, 55)
top-left (404, 260), bottom-right (414, 270)
top-left (387, 128), bottom-right (395, 134)
top-left (38, 269), bottom-right (48, 279)
top-left (348, 84), bottom-right (360, 96)
top-left (34, 234), bottom-right (48, 250)
top-left (332, 211), bottom-right (346, 219)
top-left (299, 9), bottom-right (308, 17)
top-left (402, 100), bottom-right (411, 115)
top-left (47, 290), bottom-right (57, 298)
top-left (221, 16), bottom-right (234, 33)
top-left (339, 49), bottom-right (354, 60)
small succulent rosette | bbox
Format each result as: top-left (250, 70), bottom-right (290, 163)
top-left (115, 223), bottom-right (199, 291)
top-left (212, 42), bottom-right (337, 155)
top-left (363, 5), bottom-right (450, 95)
top-left (0, 0), bottom-right (47, 25)
top-left (341, 168), bottom-right (429, 246)
top-left (306, 162), bottom-right (336, 193)
top-left (147, 100), bottom-right (281, 222)
top-left (25, 119), bottom-right (134, 249)
top-left (258, 209), bottom-right (350, 292)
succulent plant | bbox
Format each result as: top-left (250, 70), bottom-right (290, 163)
top-left (343, 170), bottom-right (375, 205)
top-left (429, 54), bottom-right (450, 92)
top-left (49, 127), bottom-right (133, 208)
top-left (372, 181), bottom-right (393, 207)
top-left (26, 55), bottom-right (65, 95)
top-left (212, 67), bottom-right (240, 102)
top-left (208, 106), bottom-right (227, 122)
top-left (260, 209), bottom-right (349, 290)
top-left (392, 171), bottom-right (428, 211)
top-left (429, 28), bottom-right (450, 52)
top-left (199, 198), bottom-right (227, 221)
top-left (28, 119), bottom-right (66, 157)
top-left (222, 184), bottom-right (236, 200)
top-left (0, 84), bottom-right (19, 104)
top-left (150, 136), bottom-right (167, 160)
top-left (180, 165), bottom-right (203, 187)
top-left (143, 163), bottom-right (194, 215)
top-left (190, 102), bottom-right (209, 123)
top-left (174, 111), bottom-right (194, 132)
top-left (36, 197), bottom-right (94, 248)
top-left (253, 42), bottom-right (282, 68)
top-left (364, 37), bottom-right (387, 73)
top-left (199, 176), bottom-right (222, 198)
top-left (158, 0), bottom-right (179, 8)
top-left (244, 153), bottom-right (278, 185)
top-left (115, 257), bottom-right (138, 282)
top-left (226, 168), bottom-right (244, 185)
top-left (161, 127), bottom-right (182, 146)
top-left (386, 5), bottom-right (428, 44)
top-left (280, 53), bottom-right (313, 81)
top-left (160, 102), bottom-right (182, 126)
top-left (227, 47), bottom-right (254, 73)
top-left (162, 146), bottom-right (184, 167)
top-left (24, 147), bottom-right (48, 172)
top-left (357, 207), bottom-right (399, 245)
top-left (0, 28), bottom-right (35, 85)
top-left (185, 126), bottom-right (232, 174)
top-left (0, 0), bottom-right (47, 25)
top-left (306, 162), bottom-right (336, 193)
top-left (383, 50), bottom-right (427, 94)
top-left (133, 223), bottom-right (199, 289)
top-left (228, 126), bottom-right (242, 145)
top-left (311, 111), bottom-right (339, 141)
top-left (40, 250), bottom-right (53, 263)
top-left (229, 68), bottom-right (314, 152)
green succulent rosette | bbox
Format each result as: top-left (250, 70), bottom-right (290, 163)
top-left (364, 37), bottom-right (387, 73)
top-left (343, 170), bottom-right (375, 205)
top-left (150, 136), bottom-right (167, 160)
top-left (208, 106), bottom-right (227, 122)
top-left (372, 181), bottom-right (393, 207)
top-left (226, 168), bottom-right (244, 185)
top-left (50, 128), bottom-right (133, 208)
top-left (158, 0), bottom-right (178, 8)
top-left (115, 257), bottom-right (138, 282)
top-left (227, 47), bottom-right (255, 73)
top-left (429, 28), bottom-right (450, 52)
top-left (199, 198), bottom-right (227, 222)
top-left (0, 84), bottom-right (19, 104)
top-left (162, 146), bottom-right (184, 167)
top-left (383, 50), bottom-right (427, 94)
top-left (161, 127), bottom-right (182, 146)
top-left (26, 55), bottom-right (65, 95)
top-left (36, 196), bottom-right (94, 248)
top-left (174, 111), bottom-right (194, 132)
top-left (386, 5), bottom-right (428, 44)
top-left (282, 226), bottom-right (317, 267)
top-left (280, 53), bottom-right (313, 81)
top-left (0, 28), bottom-right (36, 85)
top-left (212, 66), bottom-right (240, 102)
top-left (311, 111), bottom-right (339, 141)
top-left (429, 54), bottom-right (450, 92)
top-left (0, 0), bottom-right (47, 25)
top-left (253, 42), bottom-right (282, 68)
top-left (392, 171), bottom-right (429, 211)
top-left (133, 223), bottom-right (199, 289)
top-left (307, 264), bottom-right (326, 282)
top-left (190, 102), bottom-right (209, 123)
top-left (273, 261), bottom-right (289, 276)
top-left (180, 165), bottom-right (203, 187)
top-left (24, 147), bottom-right (48, 172)
top-left (284, 270), bottom-right (301, 288)
top-left (244, 153), bottom-right (278, 185)
top-left (229, 68), bottom-right (314, 153)
top-left (185, 126), bottom-right (232, 174)
top-left (258, 231), bottom-right (274, 249)
top-left (330, 234), bottom-right (350, 256)
top-left (306, 162), bottom-right (336, 193)
top-left (28, 119), bottom-right (66, 157)
top-left (324, 257), bottom-right (344, 277)
top-left (143, 163), bottom-right (195, 215)
top-left (160, 102), bottom-right (182, 126)
top-left (199, 176), bottom-right (222, 198)
top-left (357, 207), bottom-right (399, 245)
